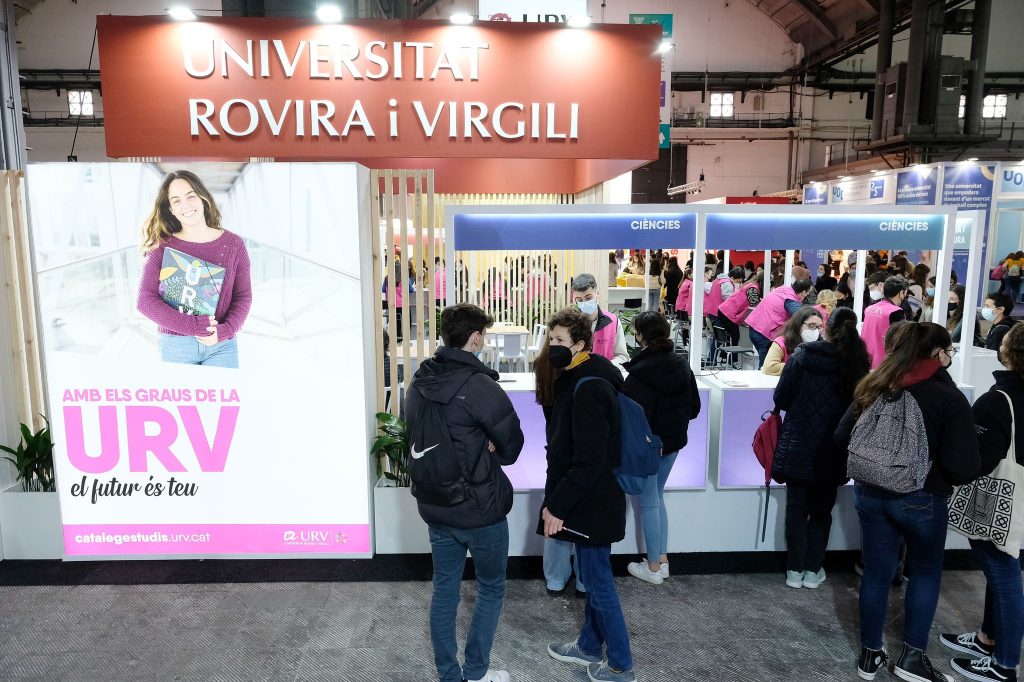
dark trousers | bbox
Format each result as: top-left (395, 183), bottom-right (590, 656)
top-left (718, 315), bottom-right (740, 347)
top-left (749, 328), bottom-right (773, 368)
top-left (785, 482), bottom-right (839, 573)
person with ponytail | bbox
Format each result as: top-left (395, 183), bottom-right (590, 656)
top-left (836, 322), bottom-right (980, 682)
top-left (771, 307), bottom-right (870, 590)
top-left (621, 312), bottom-right (701, 585)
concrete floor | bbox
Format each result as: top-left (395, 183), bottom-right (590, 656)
top-left (0, 570), bottom-right (989, 681)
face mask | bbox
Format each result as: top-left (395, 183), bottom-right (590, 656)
top-left (800, 329), bottom-right (820, 343)
top-left (576, 299), bottom-right (598, 316)
top-left (703, 282), bottom-right (713, 294)
top-left (869, 289), bottom-right (883, 301)
top-left (818, 270), bottom-right (825, 277)
top-left (548, 344), bottom-right (574, 369)
top-left (926, 287), bottom-right (935, 297)
top-left (982, 307), bottom-right (996, 321)
top-left (948, 302), bottom-right (958, 314)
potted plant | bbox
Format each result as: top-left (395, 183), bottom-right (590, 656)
top-left (369, 411), bottom-right (428, 553)
top-left (0, 417), bottom-right (63, 559)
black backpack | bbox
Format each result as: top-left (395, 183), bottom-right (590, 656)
top-left (408, 396), bottom-right (469, 507)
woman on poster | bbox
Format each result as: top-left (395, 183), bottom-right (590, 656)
top-left (137, 170), bottom-right (252, 368)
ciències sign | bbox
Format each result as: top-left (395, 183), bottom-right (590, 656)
top-left (97, 16), bottom-right (661, 160)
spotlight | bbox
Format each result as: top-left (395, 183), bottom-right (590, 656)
top-left (658, 40), bottom-right (674, 53)
top-left (167, 6), bottom-right (197, 20)
top-left (567, 15), bottom-right (591, 28)
top-left (450, 12), bottom-right (474, 25)
top-left (316, 4), bottom-right (342, 22)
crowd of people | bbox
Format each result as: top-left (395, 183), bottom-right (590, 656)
top-left (397, 252), bottom-right (1022, 682)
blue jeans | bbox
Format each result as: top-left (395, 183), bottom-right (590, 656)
top-left (749, 327), bottom-right (772, 369)
top-left (543, 538), bottom-right (584, 593)
top-left (637, 451), bottom-right (678, 563)
top-left (428, 520), bottom-right (509, 682)
top-left (575, 544), bottom-right (633, 672)
top-left (972, 539), bottom-right (1024, 669)
top-left (855, 485), bottom-right (948, 651)
top-left (158, 334), bottom-right (239, 368)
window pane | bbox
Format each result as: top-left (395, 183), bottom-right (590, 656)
top-left (996, 106), bottom-right (1006, 118)
top-left (983, 106), bottom-right (995, 118)
top-left (724, 93), bottom-right (734, 105)
top-left (710, 105), bottom-right (722, 117)
top-left (984, 95), bottom-right (995, 106)
top-left (82, 92), bottom-right (93, 104)
top-left (959, 106), bottom-right (965, 118)
top-left (722, 105), bottom-right (733, 117)
top-left (711, 93), bottom-right (722, 105)
top-left (82, 102), bottom-right (94, 116)
top-left (68, 91), bottom-right (80, 104)
top-left (997, 94), bottom-right (1008, 106)
top-left (69, 103), bottom-right (80, 115)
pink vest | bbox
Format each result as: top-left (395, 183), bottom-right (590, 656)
top-left (862, 299), bottom-right (901, 369)
top-left (675, 279), bottom-right (693, 315)
top-left (525, 272), bottom-right (548, 304)
top-left (706, 276), bottom-right (728, 316)
top-left (433, 269), bottom-right (446, 299)
top-left (745, 286), bottom-right (799, 339)
top-left (719, 282), bottom-right (758, 324)
top-left (592, 310), bottom-right (619, 361)
top-left (813, 305), bottom-right (830, 329)
top-left (773, 336), bottom-right (789, 362)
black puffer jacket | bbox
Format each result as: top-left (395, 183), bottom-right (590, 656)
top-left (622, 346), bottom-right (701, 453)
top-left (405, 347), bottom-right (524, 529)
top-left (537, 353), bottom-right (625, 545)
top-left (772, 341), bottom-right (858, 485)
top-left (973, 370), bottom-right (1024, 475)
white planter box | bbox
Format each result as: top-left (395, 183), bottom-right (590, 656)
top-left (373, 485), bottom-right (429, 554)
top-left (0, 485), bottom-right (62, 559)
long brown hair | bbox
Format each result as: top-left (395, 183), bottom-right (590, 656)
top-left (534, 307), bottom-right (593, 406)
top-left (853, 322), bottom-right (951, 415)
top-left (141, 170), bottom-right (222, 254)
top-left (534, 339), bottom-right (559, 407)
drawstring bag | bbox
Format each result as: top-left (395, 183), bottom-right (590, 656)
top-left (752, 408), bottom-right (782, 542)
top-left (948, 391), bottom-right (1024, 558)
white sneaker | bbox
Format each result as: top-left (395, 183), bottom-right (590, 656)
top-left (627, 561), bottom-right (664, 585)
top-left (660, 563), bottom-right (669, 579)
top-left (468, 671), bottom-right (510, 682)
top-left (786, 570), bottom-right (804, 588)
top-left (802, 569), bottom-right (826, 589)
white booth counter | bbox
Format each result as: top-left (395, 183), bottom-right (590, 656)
top-left (605, 286), bottom-right (648, 311)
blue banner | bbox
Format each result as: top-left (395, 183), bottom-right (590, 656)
top-left (706, 213), bottom-right (947, 250)
top-left (896, 169), bottom-right (937, 205)
top-left (802, 185), bottom-right (827, 205)
top-left (942, 164), bottom-right (995, 212)
top-left (453, 213), bottom-right (697, 251)
top-left (1000, 166), bottom-right (1024, 196)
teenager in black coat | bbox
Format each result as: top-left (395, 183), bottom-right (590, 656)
top-left (535, 307), bottom-right (636, 682)
top-left (941, 323), bottom-right (1024, 682)
top-left (773, 307), bottom-right (870, 590)
top-left (621, 311), bottom-right (701, 585)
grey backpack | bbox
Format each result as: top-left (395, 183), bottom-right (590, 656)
top-left (847, 391), bottom-right (931, 493)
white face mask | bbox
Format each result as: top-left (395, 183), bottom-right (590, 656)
top-left (800, 329), bottom-right (820, 343)
top-left (576, 299), bottom-right (598, 316)
top-left (869, 289), bottom-right (884, 301)
top-left (981, 307), bottom-right (997, 321)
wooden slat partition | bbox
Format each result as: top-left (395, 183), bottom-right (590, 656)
top-left (0, 171), bottom-right (46, 431)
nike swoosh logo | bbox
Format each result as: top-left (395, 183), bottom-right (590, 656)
top-left (410, 443), bottom-right (439, 460)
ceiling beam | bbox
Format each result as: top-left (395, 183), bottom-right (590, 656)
top-left (788, 0), bottom-right (839, 40)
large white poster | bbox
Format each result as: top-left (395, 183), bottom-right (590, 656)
top-left (27, 162), bottom-right (373, 559)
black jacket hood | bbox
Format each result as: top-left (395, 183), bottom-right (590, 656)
top-left (412, 346), bottom-right (499, 403)
top-left (623, 347), bottom-right (690, 394)
top-left (796, 340), bottom-right (841, 375)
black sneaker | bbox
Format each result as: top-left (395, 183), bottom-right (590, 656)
top-left (950, 656), bottom-right (1017, 682)
top-left (940, 632), bottom-right (996, 658)
top-left (858, 646), bottom-right (889, 681)
top-left (893, 644), bottom-right (953, 682)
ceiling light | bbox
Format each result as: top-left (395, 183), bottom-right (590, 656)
top-left (167, 6), bottom-right (197, 20)
top-left (838, 175), bottom-right (850, 181)
top-left (567, 15), bottom-right (591, 28)
top-left (658, 40), bottom-right (674, 53)
top-left (450, 12), bottom-right (474, 25)
top-left (316, 4), bottom-right (342, 22)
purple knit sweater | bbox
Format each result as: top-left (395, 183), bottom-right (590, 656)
top-left (137, 230), bottom-right (252, 340)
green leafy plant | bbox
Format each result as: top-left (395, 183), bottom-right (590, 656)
top-left (0, 417), bottom-right (54, 492)
top-left (370, 412), bottom-right (410, 486)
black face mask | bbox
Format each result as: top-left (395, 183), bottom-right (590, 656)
top-left (948, 303), bottom-right (958, 314)
top-left (548, 345), bottom-right (574, 369)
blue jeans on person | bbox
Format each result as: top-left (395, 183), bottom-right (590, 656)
top-left (972, 538), bottom-right (1024, 669)
top-left (543, 537), bottom-right (585, 593)
top-left (158, 334), bottom-right (239, 368)
top-left (748, 327), bottom-right (772, 368)
top-left (637, 451), bottom-right (678, 563)
top-left (428, 519), bottom-right (509, 682)
top-left (575, 543), bottom-right (634, 672)
top-left (855, 485), bottom-right (949, 651)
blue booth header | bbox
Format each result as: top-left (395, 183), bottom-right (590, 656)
top-left (706, 213), bottom-right (947, 250)
top-left (453, 213), bottom-right (698, 251)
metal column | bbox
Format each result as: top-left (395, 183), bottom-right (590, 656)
top-left (902, 0), bottom-right (931, 135)
top-left (964, 0), bottom-right (993, 137)
top-left (870, 0), bottom-right (896, 141)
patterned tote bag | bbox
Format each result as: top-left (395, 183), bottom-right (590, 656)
top-left (948, 391), bottom-right (1024, 558)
